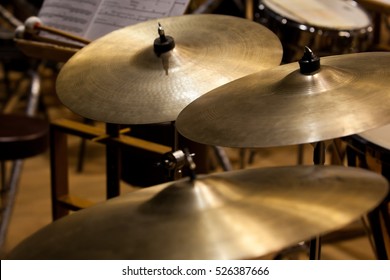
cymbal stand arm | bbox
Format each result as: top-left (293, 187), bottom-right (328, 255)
top-left (184, 148), bottom-right (197, 181)
top-left (159, 150), bottom-right (186, 181)
top-left (158, 149), bottom-right (197, 182)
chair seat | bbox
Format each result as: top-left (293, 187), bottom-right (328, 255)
top-left (0, 114), bottom-right (49, 160)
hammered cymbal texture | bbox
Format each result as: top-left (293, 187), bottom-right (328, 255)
top-left (177, 52), bottom-right (390, 147)
top-left (8, 165), bottom-right (388, 260)
top-left (56, 14), bottom-right (282, 124)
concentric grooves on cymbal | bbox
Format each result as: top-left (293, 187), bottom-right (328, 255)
top-left (7, 165), bottom-right (388, 260)
top-left (56, 14), bottom-right (283, 124)
top-left (273, 66), bottom-right (356, 96)
top-left (176, 52), bottom-right (390, 148)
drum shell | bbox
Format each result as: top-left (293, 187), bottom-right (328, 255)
top-left (254, 0), bottom-right (374, 62)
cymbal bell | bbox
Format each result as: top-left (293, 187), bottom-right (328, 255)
top-left (8, 165), bottom-right (388, 260)
top-left (176, 52), bottom-right (390, 148)
top-left (56, 14), bottom-right (282, 125)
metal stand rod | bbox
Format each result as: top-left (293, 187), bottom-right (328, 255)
top-left (170, 122), bottom-right (182, 181)
top-left (26, 69), bottom-right (40, 117)
top-left (309, 141), bottom-right (327, 260)
top-left (212, 146), bottom-right (233, 171)
top-left (367, 202), bottom-right (390, 259)
top-left (1, 161), bottom-right (5, 192)
top-left (0, 160), bottom-right (23, 249)
top-left (309, 236), bottom-right (322, 260)
top-left (105, 123), bottom-right (121, 199)
top-left (313, 141), bottom-right (326, 165)
top-left (172, 121), bottom-right (179, 152)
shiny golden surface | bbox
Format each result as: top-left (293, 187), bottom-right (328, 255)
top-left (176, 52), bottom-right (390, 148)
top-left (56, 14), bottom-right (282, 124)
top-left (8, 165), bottom-right (388, 260)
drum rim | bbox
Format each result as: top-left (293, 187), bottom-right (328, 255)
top-left (258, 0), bottom-right (373, 33)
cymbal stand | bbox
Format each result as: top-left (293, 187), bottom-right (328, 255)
top-left (170, 121), bottom-right (191, 181)
top-left (309, 141), bottom-right (327, 260)
top-left (105, 20), bottom-right (175, 197)
top-left (274, 141), bottom-right (327, 260)
top-left (105, 123), bottom-right (121, 199)
top-left (159, 148), bottom-right (196, 182)
top-left (170, 121), bottom-right (231, 177)
top-left (160, 149), bottom-right (186, 180)
top-left (273, 47), bottom-right (328, 260)
top-left (313, 141), bottom-right (326, 165)
top-left (300, 47), bottom-right (324, 260)
top-left (172, 121), bottom-right (179, 152)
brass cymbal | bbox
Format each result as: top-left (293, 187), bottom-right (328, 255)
top-left (8, 165), bottom-right (388, 260)
top-left (176, 52), bottom-right (390, 148)
top-left (56, 14), bottom-right (282, 124)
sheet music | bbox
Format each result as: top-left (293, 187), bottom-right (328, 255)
top-left (86, 0), bottom-right (190, 39)
top-left (38, 0), bottom-right (101, 37)
top-left (38, 0), bottom-right (190, 40)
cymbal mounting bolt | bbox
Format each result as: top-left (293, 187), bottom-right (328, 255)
top-left (154, 23), bottom-right (175, 56)
top-left (299, 46), bottom-right (321, 75)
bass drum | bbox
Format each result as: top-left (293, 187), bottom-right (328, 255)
top-left (255, 0), bottom-right (374, 62)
